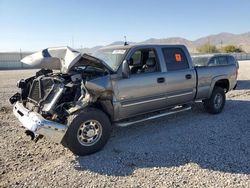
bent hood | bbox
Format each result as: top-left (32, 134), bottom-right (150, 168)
top-left (21, 46), bottom-right (112, 73)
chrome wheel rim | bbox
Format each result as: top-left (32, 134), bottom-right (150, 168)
top-left (214, 93), bottom-right (223, 109)
top-left (77, 120), bottom-right (102, 146)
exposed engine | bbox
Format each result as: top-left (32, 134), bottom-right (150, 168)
top-left (10, 67), bottom-right (109, 124)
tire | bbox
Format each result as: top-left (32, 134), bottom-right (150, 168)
top-left (63, 108), bottom-right (112, 156)
top-left (203, 87), bottom-right (225, 114)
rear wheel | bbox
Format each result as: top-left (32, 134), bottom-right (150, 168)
top-left (203, 87), bottom-right (225, 114)
top-left (63, 108), bottom-right (112, 156)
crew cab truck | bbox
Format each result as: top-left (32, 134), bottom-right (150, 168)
top-left (10, 45), bottom-right (238, 156)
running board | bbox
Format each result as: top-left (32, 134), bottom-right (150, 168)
top-left (115, 105), bottom-right (192, 127)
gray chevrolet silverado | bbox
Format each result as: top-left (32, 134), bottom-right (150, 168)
top-left (10, 44), bottom-right (238, 156)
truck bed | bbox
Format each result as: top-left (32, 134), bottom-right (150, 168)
top-left (195, 64), bottom-right (237, 100)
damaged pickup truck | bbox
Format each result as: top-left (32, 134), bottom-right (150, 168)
top-left (10, 45), bottom-right (238, 156)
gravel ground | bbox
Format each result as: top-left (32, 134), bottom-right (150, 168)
top-left (0, 63), bottom-right (250, 188)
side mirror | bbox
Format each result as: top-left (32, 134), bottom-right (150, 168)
top-left (122, 60), bottom-right (130, 78)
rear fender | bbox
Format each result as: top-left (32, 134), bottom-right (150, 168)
top-left (209, 76), bottom-right (229, 97)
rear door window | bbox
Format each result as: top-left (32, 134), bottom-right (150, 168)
top-left (162, 48), bottom-right (189, 71)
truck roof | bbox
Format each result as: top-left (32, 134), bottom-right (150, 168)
top-left (99, 44), bottom-right (187, 50)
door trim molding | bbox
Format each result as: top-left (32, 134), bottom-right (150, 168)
top-left (167, 92), bottom-right (193, 99)
top-left (121, 97), bottom-right (166, 107)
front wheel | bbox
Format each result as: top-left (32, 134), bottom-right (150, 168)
top-left (63, 108), bottom-right (112, 156)
top-left (203, 87), bottom-right (225, 114)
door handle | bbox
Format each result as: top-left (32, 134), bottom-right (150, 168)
top-left (185, 74), bottom-right (192, 79)
top-left (157, 77), bottom-right (165, 83)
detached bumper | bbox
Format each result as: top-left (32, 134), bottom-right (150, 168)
top-left (13, 102), bottom-right (68, 143)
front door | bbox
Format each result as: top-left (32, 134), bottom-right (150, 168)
top-left (112, 48), bottom-right (167, 121)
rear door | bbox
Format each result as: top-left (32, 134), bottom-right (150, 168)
top-left (161, 47), bottom-right (196, 106)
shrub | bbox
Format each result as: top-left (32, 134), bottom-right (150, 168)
top-left (197, 43), bottom-right (219, 53)
top-left (222, 45), bottom-right (244, 53)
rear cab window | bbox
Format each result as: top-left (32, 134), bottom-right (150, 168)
top-left (162, 47), bottom-right (189, 71)
top-left (208, 57), bottom-right (218, 65)
top-left (193, 54), bottom-right (238, 68)
top-left (208, 55), bottom-right (233, 66)
top-left (217, 56), bottom-right (228, 65)
top-left (227, 56), bottom-right (236, 64)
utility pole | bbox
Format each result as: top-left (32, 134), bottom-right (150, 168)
top-left (124, 36), bottom-right (128, 46)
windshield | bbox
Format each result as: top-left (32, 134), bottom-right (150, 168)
top-left (92, 48), bottom-right (128, 71)
top-left (192, 56), bottom-right (210, 67)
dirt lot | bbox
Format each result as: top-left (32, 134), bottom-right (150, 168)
top-left (0, 63), bottom-right (249, 187)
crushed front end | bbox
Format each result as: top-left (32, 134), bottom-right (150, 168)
top-left (10, 68), bottom-right (94, 143)
top-left (13, 102), bottom-right (67, 143)
top-left (9, 47), bottom-right (113, 147)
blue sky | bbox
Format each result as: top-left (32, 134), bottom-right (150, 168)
top-left (0, 0), bottom-right (250, 51)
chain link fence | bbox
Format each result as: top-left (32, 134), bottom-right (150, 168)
top-left (231, 53), bottom-right (250, 60)
top-left (0, 52), bottom-right (32, 69)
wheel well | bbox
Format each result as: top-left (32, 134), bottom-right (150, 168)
top-left (214, 79), bottom-right (229, 92)
top-left (91, 100), bottom-right (114, 121)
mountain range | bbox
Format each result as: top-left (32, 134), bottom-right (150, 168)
top-left (79, 32), bottom-right (250, 53)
